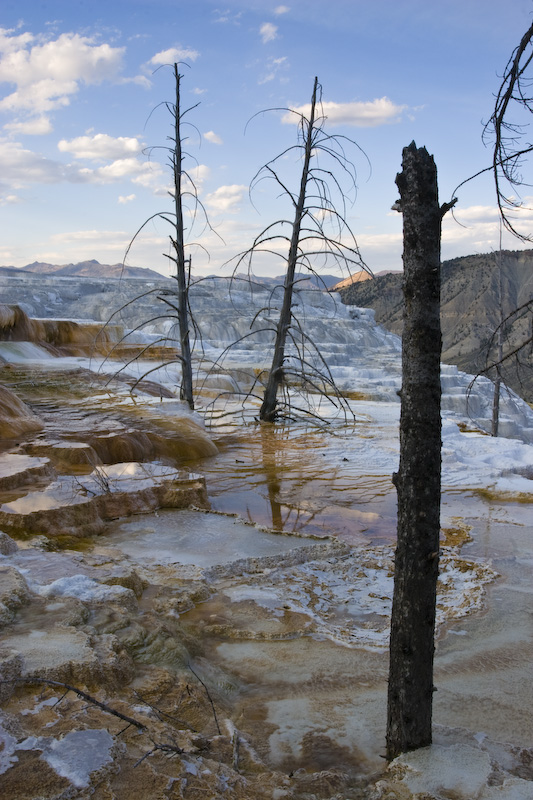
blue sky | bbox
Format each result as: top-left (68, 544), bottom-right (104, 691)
top-left (1, 0), bottom-right (533, 277)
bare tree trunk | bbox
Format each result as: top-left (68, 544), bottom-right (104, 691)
top-left (386, 142), bottom-right (453, 760)
top-left (259, 77), bottom-right (319, 422)
top-left (172, 64), bottom-right (194, 410)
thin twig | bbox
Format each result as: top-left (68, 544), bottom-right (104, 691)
top-left (187, 663), bottom-right (221, 735)
top-left (1, 679), bottom-right (147, 730)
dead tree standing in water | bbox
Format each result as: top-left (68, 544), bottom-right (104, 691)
top-left (119, 64), bottom-right (206, 409)
top-left (169, 63), bottom-right (194, 409)
top-left (232, 76), bottom-right (366, 423)
top-left (386, 142), bottom-right (456, 760)
top-left (259, 77), bottom-right (319, 421)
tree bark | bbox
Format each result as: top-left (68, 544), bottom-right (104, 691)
top-left (386, 142), bottom-right (445, 760)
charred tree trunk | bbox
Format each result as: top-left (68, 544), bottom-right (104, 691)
top-left (386, 142), bottom-right (454, 760)
top-left (259, 77), bottom-right (319, 422)
top-left (172, 64), bottom-right (194, 410)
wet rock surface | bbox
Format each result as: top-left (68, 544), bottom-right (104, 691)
top-left (0, 504), bottom-right (525, 799)
top-left (0, 529), bottom-right (381, 798)
top-left (0, 297), bottom-right (532, 798)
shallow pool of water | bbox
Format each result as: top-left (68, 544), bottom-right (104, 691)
top-left (105, 509), bottom-right (317, 568)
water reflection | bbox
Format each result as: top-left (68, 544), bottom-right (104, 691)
top-left (200, 423), bottom-right (398, 543)
top-left (261, 424), bottom-right (284, 530)
top-left (259, 424), bottom-right (325, 534)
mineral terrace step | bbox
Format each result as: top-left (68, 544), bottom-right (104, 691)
top-left (0, 462), bottom-right (209, 538)
top-left (0, 453), bottom-right (55, 492)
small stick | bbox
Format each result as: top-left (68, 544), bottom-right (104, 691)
top-left (186, 663), bottom-right (221, 735)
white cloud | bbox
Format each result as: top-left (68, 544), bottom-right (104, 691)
top-left (442, 199), bottom-right (533, 246)
top-left (357, 231), bottom-right (402, 250)
top-left (185, 163), bottom-right (211, 188)
top-left (143, 164), bottom-right (210, 200)
top-left (0, 28), bottom-right (34, 54)
top-left (387, 199), bottom-right (533, 240)
top-left (259, 55), bottom-right (288, 85)
top-left (448, 204), bottom-right (501, 223)
top-left (193, 87), bottom-right (207, 95)
top-left (0, 29), bottom-right (124, 118)
top-left (274, 6), bottom-right (290, 14)
top-left (120, 74), bottom-right (151, 89)
top-left (351, 201), bottom-right (533, 272)
top-left (0, 139), bottom-right (71, 185)
top-left (118, 194), bottom-right (136, 204)
top-left (167, 162), bottom-right (211, 200)
top-left (83, 157), bottom-right (153, 182)
top-left (139, 162), bottom-right (210, 199)
top-left (50, 229), bottom-right (129, 243)
top-left (0, 78), bottom-right (77, 114)
top-left (150, 47), bottom-right (199, 66)
top-left (131, 163), bottom-right (166, 190)
top-left (282, 97), bottom-right (407, 127)
top-left (213, 10), bottom-right (242, 24)
top-left (58, 133), bottom-right (143, 161)
top-left (205, 184), bottom-right (247, 213)
top-left (0, 137), bottom-right (164, 192)
top-left (4, 115), bottom-right (52, 135)
top-left (0, 193), bottom-right (21, 205)
top-left (260, 23), bottom-right (278, 44)
top-left (204, 130), bottom-right (223, 145)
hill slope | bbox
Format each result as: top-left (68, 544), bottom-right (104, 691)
top-left (338, 249), bottom-right (533, 402)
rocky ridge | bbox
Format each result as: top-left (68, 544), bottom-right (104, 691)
top-left (338, 249), bottom-right (533, 402)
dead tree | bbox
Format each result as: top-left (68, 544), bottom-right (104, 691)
top-left (454, 23), bottom-right (533, 410)
top-left (232, 76), bottom-right (367, 423)
top-left (117, 64), bottom-right (211, 410)
top-left (170, 64), bottom-right (194, 409)
top-left (386, 142), bottom-right (456, 760)
top-left (259, 77), bottom-right (320, 421)
top-left (478, 23), bottom-right (533, 406)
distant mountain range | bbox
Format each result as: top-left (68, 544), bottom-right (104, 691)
top-left (338, 249), bottom-right (533, 402)
top-left (0, 259), bottom-right (164, 280)
top-left (0, 260), bottom-right (345, 289)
